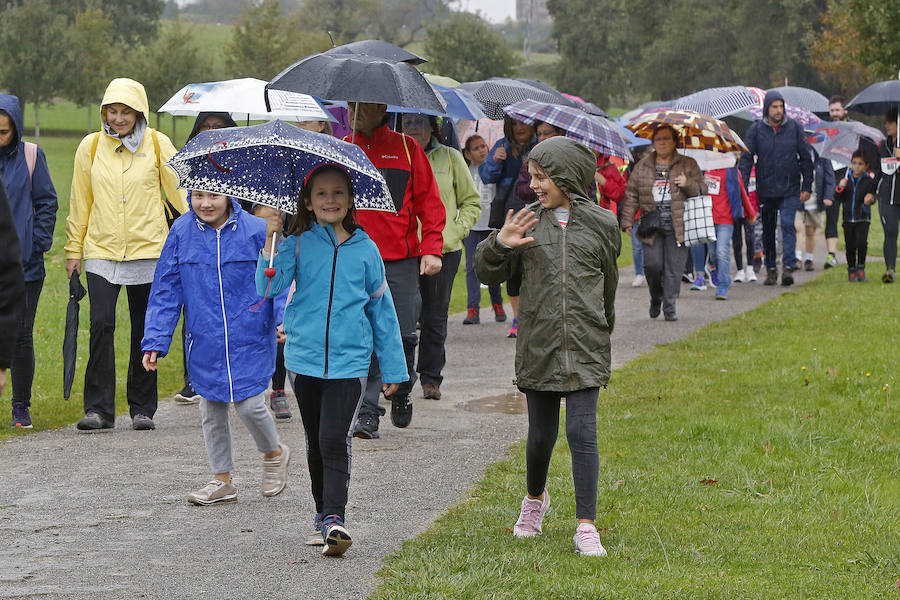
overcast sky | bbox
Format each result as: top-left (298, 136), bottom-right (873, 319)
top-left (456, 0), bottom-right (516, 23)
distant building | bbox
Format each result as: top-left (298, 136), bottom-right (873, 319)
top-left (516, 0), bottom-right (550, 22)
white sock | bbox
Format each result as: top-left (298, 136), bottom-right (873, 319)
top-left (806, 253), bottom-right (815, 261)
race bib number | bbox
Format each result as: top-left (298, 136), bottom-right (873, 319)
top-left (748, 176), bottom-right (756, 193)
top-left (882, 157), bottom-right (899, 176)
top-left (704, 174), bottom-right (721, 196)
top-left (652, 179), bottom-right (671, 204)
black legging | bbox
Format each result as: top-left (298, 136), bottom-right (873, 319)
top-left (11, 279), bottom-right (43, 407)
top-left (524, 387), bottom-right (600, 520)
top-left (731, 217), bottom-right (755, 269)
top-left (272, 341), bottom-right (286, 390)
top-left (880, 199), bottom-right (899, 270)
top-left (843, 222), bottom-right (870, 269)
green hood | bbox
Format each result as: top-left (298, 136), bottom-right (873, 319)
top-left (528, 136), bottom-right (595, 200)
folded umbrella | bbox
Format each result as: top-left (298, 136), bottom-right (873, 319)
top-left (627, 109), bottom-right (747, 154)
top-left (167, 120), bottom-right (394, 214)
top-left (503, 99), bottom-right (632, 160)
top-left (158, 78), bottom-right (335, 122)
top-left (63, 273), bottom-right (86, 401)
top-left (266, 53), bottom-right (446, 113)
top-left (804, 121), bottom-right (885, 166)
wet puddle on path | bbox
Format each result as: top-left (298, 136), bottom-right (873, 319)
top-left (464, 392), bottom-right (527, 415)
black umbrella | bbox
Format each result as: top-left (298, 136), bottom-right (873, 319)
top-left (846, 78), bottom-right (900, 116)
top-left (324, 39), bottom-right (427, 65)
top-left (458, 77), bottom-right (577, 120)
top-left (63, 273), bottom-right (86, 400)
top-left (265, 53), bottom-right (445, 113)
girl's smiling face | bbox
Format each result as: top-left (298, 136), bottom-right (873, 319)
top-left (528, 160), bottom-right (569, 210)
top-left (191, 190), bottom-right (231, 229)
top-left (305, 170), bottom-right (351, 228)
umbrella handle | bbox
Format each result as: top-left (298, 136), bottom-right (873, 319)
top-left (265, 231), bottom-right (277, 278)
top-left (208, 141), bottom-right (231, 173)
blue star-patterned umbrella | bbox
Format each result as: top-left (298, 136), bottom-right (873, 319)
top-left (166, 120), bottom-right (395, 215)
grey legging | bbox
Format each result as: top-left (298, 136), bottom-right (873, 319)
top-left (523, 387), bottom-right (600, 521)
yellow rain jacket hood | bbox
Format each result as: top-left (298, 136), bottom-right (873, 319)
top-left (65, 78), bottom-right (187, 261)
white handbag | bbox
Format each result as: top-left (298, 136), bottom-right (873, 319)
top-left (682, 195), bottom-right (716, 247)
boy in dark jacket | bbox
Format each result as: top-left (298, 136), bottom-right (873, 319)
top-left (835, 151), bottom-right (877, 281)
top-left (0, 93), bottom-right (58, 428)
top-left (475, 137), bottom-right (620, 557)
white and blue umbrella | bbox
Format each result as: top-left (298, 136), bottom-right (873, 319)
top-left (166, 120), bottom-right (394, 215)
top-left (673, 86), bottom-right (760, 119)
top-left (804, 121), bottom-right (885, 166)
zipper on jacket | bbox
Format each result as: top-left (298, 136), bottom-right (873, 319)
top-left (323, 243), bottom-right (339, 378)
top-left (216, 228), bottom-right (235, 401)
top-left (560, 218), bottom-right (574, 378)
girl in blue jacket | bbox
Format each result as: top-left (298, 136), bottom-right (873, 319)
top-left (255, 164), bottom-right (407, 557)
top-left (142, 191), bottom-right (290, 507)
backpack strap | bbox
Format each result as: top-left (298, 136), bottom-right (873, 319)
top-left (151, 129), bottom-right (181, 225)
top-left (23, 142), bottom-right (36, 189)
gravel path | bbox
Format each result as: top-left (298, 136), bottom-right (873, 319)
top-left (0, 256), bottom-right (831, 599)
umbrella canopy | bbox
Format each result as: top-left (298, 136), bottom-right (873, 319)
top-left (846, 78), bottom-right (900, 115)
top-left (324, 39), bottom-right (427, 65)
top-left (627, 109), bottom-right (747, 153)
top-left (158, 78), bottom-right (334, 122)
top-left (63, 273), bottom-right (86, 401)
top-left (680, 149), bottom-right (737, 171)
top-left (673, 86), bottom-right (760, 119)
top-left (458, 77), bottom-right (576, 120)
top-left (743, 104), bottom-right (823, 127)
top-left (767, 86), bottom-right (830, 113)
top-left (562, 94), bottom-right (608, 118)
top-left (502, 99), bottom-right (632, 160)
top-left (167, 120), bottom-right (394, 215)
top-left (804, 121), bottom-right (885, 166)
top-left (266, 53), bottom-right (446, 113)
top-left (388, 84), bottom-right (486, 121)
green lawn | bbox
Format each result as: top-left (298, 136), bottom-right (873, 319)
top-left (370, 266), bottom-right (900, 599)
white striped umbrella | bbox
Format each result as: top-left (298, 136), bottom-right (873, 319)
top-left (767, 86), bottom-right (830, 113)
top-left (673, 86), bottom-right (760, 119)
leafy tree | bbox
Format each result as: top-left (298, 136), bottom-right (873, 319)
top-left (424, 12), bottom-right (519, 82)
top-left (62, 3), bottom-right (126, 132)
top-left (367, 0), bottom-right (451, 46)
top-left (226, 0), bottom-right (332, 80)
top-left (300, 0), bottom-right (379, 45)
top-left (59, 0), bottom-right (165, 46)
top-left (0, 0), bottom-right (70, 142)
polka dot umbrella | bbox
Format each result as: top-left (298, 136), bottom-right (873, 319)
top-left (166, 119), bottom-right (395, 215)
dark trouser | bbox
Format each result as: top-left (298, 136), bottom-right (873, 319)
top-left (417, 249), bottom-right (461, 387)
top-left (359, 257), bottom-right (420, 420)
top-left (880, 199), bottom-right (900, 270)
top-left (731, 217), bottom-right (755, 269)
top-left (272, 341), bottom-right (286, 390)
top-left (642, 231), bottom-right (688, 318)
top-left (181, 318), bottom-right (190, 386)
top-left (824, 201), bottom-right (840, 240)
top-left (843, 221), bottom-right (870, 269)
top-left (463, 230), bottom-right (502, 309)
top-left (761, 196), bottom-right (799, 270)
top-left (292, 374), bottom-right (365, 519)
top-left (84, 273), bottom-right (157, 421)
top-left (11, 279), bottom-right (43, 407)
top-left (523, 387), bottom-right (600, 521)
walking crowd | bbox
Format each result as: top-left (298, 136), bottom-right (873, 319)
top-left (1, 46), bottom-right (898, 562)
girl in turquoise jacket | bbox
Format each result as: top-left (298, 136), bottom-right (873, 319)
top-left (255, 164), bottom-right (407, 557)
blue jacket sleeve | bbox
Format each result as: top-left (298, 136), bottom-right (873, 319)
top-left (363, 246), bottom-right (408, 384)
top-left (30, 148), bottom-right (57, 255)
top-left (256, 235), bottom-right (298, 298)
top-left (798, 134), bottom-right (814, 194)
top-left (478, 140), bottom-right (505, 184)
top-left (821, 158), bottom-right (835, 201)
top-left (142, 231), bottom-right (184, 357)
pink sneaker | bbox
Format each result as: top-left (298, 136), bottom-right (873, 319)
top-left (573, 523), bottom-right (607, 556)
top-left (513, 491), bottom-right (549, 537)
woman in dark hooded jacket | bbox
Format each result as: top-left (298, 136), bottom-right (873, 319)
top-left (475, 136), bottom-right (620, 558)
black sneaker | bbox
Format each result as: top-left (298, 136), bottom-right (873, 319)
top-left (353, 414), bottom-right (380, 439)
top-left (804, 259), bottom-right (814, 272)
top-left (174, 383), bottom-right (201, 404)
top-left (11, 402), bottom-right (32, 428)
top-left (781, 266), bottom-right (794, 286)
top-left (462, 307), bottom-right (479, 324)
top-left (764, 268), bottom-right (778, 286)
top-left (132, 414), bottom-right (156, 430)
top-left (649, 299), bottom-right (661, 319)
top-left (269, 390), bottom-right (292, 420)
top-left (76, 412), bottom-right (114, 431)
top-left (390, 394), bottom-right (413, 428)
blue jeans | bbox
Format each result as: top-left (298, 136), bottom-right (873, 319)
top-left (631, 223), bottom-right (644, 276)
top-left (690, 224), bottom-right (734, 288)
top-left (761, 196), bottom-right (799, 270)
top-left (463, 230), bottom-right (503, 308)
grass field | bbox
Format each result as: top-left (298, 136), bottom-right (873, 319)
top-left (369, 266), bottom-right (900, 599)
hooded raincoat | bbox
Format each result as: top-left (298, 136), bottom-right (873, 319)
top-left (0, 94), bottom-right (58, 281)
top-left (142, 200), bottom-right (276, 403)
top-left (65, 78), bottom-right (188, 262)
top-left (475, 137), bottom-right (621, 391)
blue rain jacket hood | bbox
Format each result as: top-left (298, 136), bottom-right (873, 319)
top-left (0, 93), bottom-right (58, 281)
top-left (257, 222), bottom-right (408, 384)
top-left (739, 90), bottom-right (813, 198)
top-left (142, 199), bottom-right (276, 402)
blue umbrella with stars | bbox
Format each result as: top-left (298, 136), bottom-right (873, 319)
top-left (166, 119), bottom-right (395, 215)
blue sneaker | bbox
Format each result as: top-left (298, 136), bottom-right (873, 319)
top-left (709, 268), bottom-right (719, 287)
top-left (690, 274), bottom-right (707, 291)
top-left (321, 514), bottom-right (352, 556)
top-left (12, 402), bottom-right (32, 428)
top-left (715, 285), bottom-right (728, 300)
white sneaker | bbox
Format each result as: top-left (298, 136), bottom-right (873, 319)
top-left (573, 523), bottom-right (607, 556)
top-left (513, 491), bottom-right (550, 538)
top-left (631, 274), bottom-right (646, 287)
top-left (745, 266), bottom-right (758, 282)
top-left (733, 268), bottom-right (746, 283)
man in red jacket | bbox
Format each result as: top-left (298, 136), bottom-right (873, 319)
top-left (344, 102), bottom-right (445, 439)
